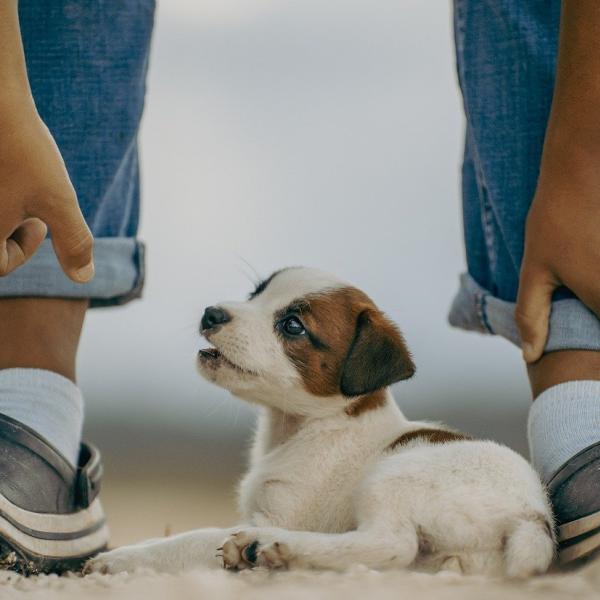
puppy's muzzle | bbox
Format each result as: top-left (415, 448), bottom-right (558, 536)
top-left (201, 306), bottom-right (232, 332)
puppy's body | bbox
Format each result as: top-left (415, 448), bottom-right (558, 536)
top-left (241, 396), bottom-right (552, 577)
top-left (88, 268), bottom-right (554, 577)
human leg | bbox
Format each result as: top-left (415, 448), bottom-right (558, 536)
top-left (0, 0), bottom-right (155, 574)
top-left (450, 0), bottom-right (600, 562)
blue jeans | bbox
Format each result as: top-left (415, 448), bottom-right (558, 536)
top-left (449, 0), bottom-right (600, 350)
top-left (0, 1), bottom-right (155, 307)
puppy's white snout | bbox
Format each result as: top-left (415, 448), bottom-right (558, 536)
top-left (200, 306), bottom-right (232, 333)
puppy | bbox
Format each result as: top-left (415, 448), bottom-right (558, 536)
top-left (87, 267), bottom-right (554, 577)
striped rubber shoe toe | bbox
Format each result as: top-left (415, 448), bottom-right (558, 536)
top-left (548, 442), bottom-right (600, 565)
top-left (0, 414), bottom-right (109, 575)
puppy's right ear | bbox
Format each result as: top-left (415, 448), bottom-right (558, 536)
top-left (340, 309), bottom-right (415, 397)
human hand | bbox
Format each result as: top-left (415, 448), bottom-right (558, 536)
top-left (516, 146), bottom-right (600, 363)
top-left (0, 104), bottom-right (94, 282)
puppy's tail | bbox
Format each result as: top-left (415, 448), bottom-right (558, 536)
top-left (504, 515), bottom-right (555, 578)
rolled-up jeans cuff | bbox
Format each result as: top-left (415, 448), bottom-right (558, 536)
top-left (448, 272), bottom-right (600, 352)
top-left (0, 237), bottom-right (144, 308)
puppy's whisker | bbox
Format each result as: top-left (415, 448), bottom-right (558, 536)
top-left (201, 398), bottom-right (228, 420)
top-left (236, 256), bottom-right (261, 285)
top-left (236, 265), bottom-right (256, 287)
top-left (231, 400), bottom-right (241, 430)
top-left (235, 263), bottom-right (261, 291)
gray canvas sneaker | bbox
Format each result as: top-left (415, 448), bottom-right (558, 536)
top-left (549, 442), bottom-right (600, 565)
top-left (0, 414), bottom-right (109, 575)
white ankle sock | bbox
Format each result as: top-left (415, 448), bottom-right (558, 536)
top-left (528, 380), bottom-right (600, 483)
top-left (0, 368), bottom-right (83, 466)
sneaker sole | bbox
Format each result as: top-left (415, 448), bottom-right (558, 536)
top-left (0, 492), bottom-right (109, 574)
top-left (558, 510), bottom-right (600, 563)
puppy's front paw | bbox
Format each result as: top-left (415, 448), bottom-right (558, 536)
top-left (220, 529), bottom-right (294, 571)
top-left (84, 547), bottom-right (147, 575)
top-left (220, 530), bottom-right (260, 570)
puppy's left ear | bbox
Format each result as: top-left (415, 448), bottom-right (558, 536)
top-left (340, 309), bottom-right (415, 397)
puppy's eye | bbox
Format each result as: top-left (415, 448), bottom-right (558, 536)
top-left (281, 316), bottom-right (306, 336)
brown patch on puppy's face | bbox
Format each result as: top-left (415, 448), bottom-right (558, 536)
top-left (279, 288), bottom-right (366, 397)
top-left (279, 287), bottom-right (415, 404)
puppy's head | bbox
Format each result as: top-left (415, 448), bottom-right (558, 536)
top-left (197, 267), bottom-right (415, 416)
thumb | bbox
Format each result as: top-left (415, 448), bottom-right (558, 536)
top-left (36, 193), bottom-right (95, 283)
top-left (515, 262), bottom-right (557, 363)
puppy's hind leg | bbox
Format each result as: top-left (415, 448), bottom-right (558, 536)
top-left (222, 525), bottom-right (419, 571)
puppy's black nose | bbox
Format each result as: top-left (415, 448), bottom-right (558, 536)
top-left (201, 306), bottom-right (231, 331)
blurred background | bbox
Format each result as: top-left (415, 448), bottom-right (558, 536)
top-left (78, 0), bottom-right (531, 547)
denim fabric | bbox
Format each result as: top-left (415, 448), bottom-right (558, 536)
top-left (0, 1), bottom-right (155, 307)
top-left (449, 1), bottom-right (598, 351)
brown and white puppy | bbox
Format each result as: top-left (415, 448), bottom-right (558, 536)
top-left (87, 267), bottom-right (554, 578)
top-left (198, 267), bottom-right (415, 418)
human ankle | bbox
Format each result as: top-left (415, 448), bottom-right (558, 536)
top-left (527, 350), bottom-right (600, 399)
top-left (0, 297), bottom-right (88, 382)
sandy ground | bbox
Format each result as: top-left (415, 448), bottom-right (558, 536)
top-left (0, 476), bottom-right (598, 599)
top-left (1, 553), bottom-right (600, 600)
